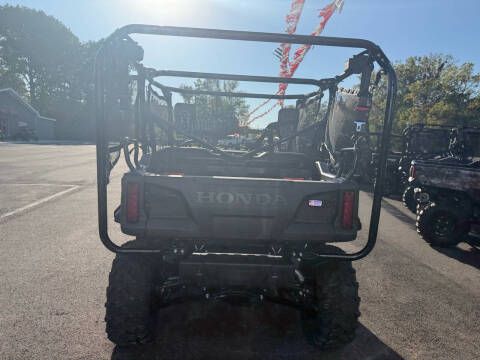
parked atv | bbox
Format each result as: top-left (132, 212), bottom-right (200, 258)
top-left (409, 159), bottom-right (480, 247)
top-left (400, 124), bottom-right (454, 211)
top-left (95, 25), bottom-right (396, 351)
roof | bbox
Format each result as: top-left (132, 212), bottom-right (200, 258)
top-left (0, 88), bottom-right (40, 117)
top-left (38, 116), bottom-right (56, 123)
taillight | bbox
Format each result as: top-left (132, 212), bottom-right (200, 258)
top-left (341, 191), bottom-right (354, 229)
top-left (409, 165), bottom-right (416, 179)
top-left (126, 182), bottom-right (140, 223)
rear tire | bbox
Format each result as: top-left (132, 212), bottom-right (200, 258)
top-left (402, 186), bottom-right (416, 213)
top-left (105, 246), bottom-right (157, 346)
top-left (416, 203), bottom-right (469, 247)
top-left (301, 260), bottom-right (360, 350)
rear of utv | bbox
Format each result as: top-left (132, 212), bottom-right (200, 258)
top-left (399, 124), bottom-right (453, 212)
top-left (95, 25), bottom-right (396, 350)
top-left (408, 127), bottom-right (480, 247)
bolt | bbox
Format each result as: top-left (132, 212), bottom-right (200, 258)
top-left (205, 293), bottom-right (210, 299)
top-left (259, 295), bottom-right (264, 301)
top-left (180, 249), bottom-right (185, 255)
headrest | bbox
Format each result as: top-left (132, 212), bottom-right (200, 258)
top-left (277, 108), bottom-right (300, 138)
top-left (326, 89), bottom-right (370, 153)
top-left (174, 103), bottom-right (196, 133)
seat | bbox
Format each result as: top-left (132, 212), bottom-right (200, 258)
top-left (277, 108), bottom-right (300, 152)
top-left (147, 147), bottom-right (315, 179)
top-left (147, 147), bottom-right (226, 175)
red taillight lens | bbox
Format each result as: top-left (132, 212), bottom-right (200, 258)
top-left (126, 182), bottom-right (140, 223)
top-left (409, 165), bottom-right (416, 179)
top-left (341, 191), bottom-right (354, 229)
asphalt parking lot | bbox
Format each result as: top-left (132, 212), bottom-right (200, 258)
top-left (0, 143), bottom-right (479, 360)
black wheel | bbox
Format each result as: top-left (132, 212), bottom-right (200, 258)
top-left (301, 260), bottom-right (360, 350)
top-left (416, 203), bottom-right (469, 247)
top-left (402, 186), bottom-right (417, 213)
top-left (105, 243), bottom-right (159, 346)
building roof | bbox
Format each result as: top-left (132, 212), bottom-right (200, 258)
top-left (0, 88), bottom-right (43, 118)
top-left (38, 116), bottom-right (56, 123)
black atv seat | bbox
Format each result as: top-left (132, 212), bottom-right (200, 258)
top-left (146, 147), bottom-right (315, 179)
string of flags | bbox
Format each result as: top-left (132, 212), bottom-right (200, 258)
top-left (243, 0), bottom-right (344, 126)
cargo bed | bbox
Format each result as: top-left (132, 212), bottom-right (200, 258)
top-left (411, 160), bottom-right (480, 191)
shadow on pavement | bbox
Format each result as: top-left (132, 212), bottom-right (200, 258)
top-left (363, 192), bottom-right (416, 231)
top-left (111, 301), bottom-right (403, 360)
top-left (378, 194), bottom-right (480, 270)
top-left (432, 239), bottom-right (480, 270)
top-left (379, 200), bottom-right (416, 231)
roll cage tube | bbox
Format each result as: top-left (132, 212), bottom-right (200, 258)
top-left (145, 76), bottom-right (319, 156)
top-left (143, 54), bottom-right (361, 158)
top-left (95, 25), bottom-right (397, 258)
top-left (145, 76), bottom-right (324, 159)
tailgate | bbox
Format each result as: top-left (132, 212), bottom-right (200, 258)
top-left (120, 174), bottom-right (359, 243)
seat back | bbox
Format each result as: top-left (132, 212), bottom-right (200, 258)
top-left (147, 147), bottom-right (314, 179)
top-left (325, 90), bottom-right (367, 155)
top-left (174, 103), bottom-right (196, 134)
top-left (278, 108), bottom-right (300, 152)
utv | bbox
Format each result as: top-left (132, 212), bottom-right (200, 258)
top-left (95, 25), bottom-right (396, 350)
top-left (398, 124), bottom-right (454, 212)
top-left (409, 128), bottom-right (480, 247)
top-left (410, 160), bottom-right (480, 247)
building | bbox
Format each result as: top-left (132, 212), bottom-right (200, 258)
top-left (0, 88), bottom-right (55, 140)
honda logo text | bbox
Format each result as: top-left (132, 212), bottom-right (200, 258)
top-left (196, 192), bottom-right (287, 206)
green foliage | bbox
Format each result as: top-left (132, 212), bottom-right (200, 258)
top-left (0, 5), bottom-right (82, 112)
top-left (370, 54), bottom-right (480, 132)
top-left (180, 79), bottom-right (249, 130)
top-left (299, 100), bottom-right (328, 128)
top-left (0, 5), bottom-right (104, 139)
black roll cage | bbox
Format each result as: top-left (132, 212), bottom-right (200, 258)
top-left (95, 25), bottom-right (397, 259)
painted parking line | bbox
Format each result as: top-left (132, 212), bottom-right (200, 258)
top-left (1, 183), bottom-right (75, 187)
top-left (0, 185), bottom-right (80, 221)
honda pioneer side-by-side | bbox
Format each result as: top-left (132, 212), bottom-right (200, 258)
top-left (410, 160), bottom-right (480, 246)
top-left (95, 25), bottom-right (396, 350)
top-left (409, 128), bottom-right (480, 247)
top-left (368, 124), bottom-right (451, 201)
top-left (400, 125), bottom-right (454, 211)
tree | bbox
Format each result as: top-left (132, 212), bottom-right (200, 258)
top-left (0, 5), bottom-right (105, 139)
top-left (0, 5), bottom-right (82, 113)
top-left (180, 79), bottom-right (249, 136)
top-left (370, 54), bottom-right (480, 132)
top-left (47, 40), bottom-right (103, 140)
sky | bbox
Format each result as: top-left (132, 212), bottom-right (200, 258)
top-left (2, 0), bottom-right (480, 127)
